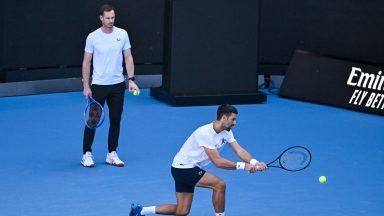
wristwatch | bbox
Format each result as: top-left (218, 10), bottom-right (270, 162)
top-left (128, 76), bottom-right (135, 81)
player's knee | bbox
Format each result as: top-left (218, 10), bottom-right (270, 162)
top-left (175, 205), bottom-right (190, 216)
top-left (175, 208), bottom-right (190, 216)
top-left (215, 180), bottom-right (226, 191)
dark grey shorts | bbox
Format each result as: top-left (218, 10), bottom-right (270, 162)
top-left (171, 166), bottom-right (206, 193)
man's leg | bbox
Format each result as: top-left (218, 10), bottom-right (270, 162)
top-left (153, 192), bottom-right (194, 215)
top-left (196, 172), bottom-right (226, 214)
top-left (83, 84), bottom-right (108, 153)
top-left (132, 192), bottom-right (193, 216)
top-left (106, 82), bottom-right (125, 153)
top-left (132, 167), bottom-right (201, 216)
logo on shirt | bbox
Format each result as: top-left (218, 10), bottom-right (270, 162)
top-left (214, 138), bottom-right (227, 148)
top-left (116, 38), bottom-right (121, 41)
top-left (198, 171), bottom-right (203, 176)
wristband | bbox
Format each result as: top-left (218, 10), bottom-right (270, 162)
top-left (236, 162), bottom-right (245, 170)
top-left (250, 158), bottom-right (259, 166)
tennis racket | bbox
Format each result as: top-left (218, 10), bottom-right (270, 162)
top-left (84, 96), bottom-right (105, 129)
top-left (267, 146), bottom-right (311, 172)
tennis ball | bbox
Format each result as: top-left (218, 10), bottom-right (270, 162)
top-left (319, 176), bottom-right (326, 184)
top-left (132, 90), bottom-right (140, 96)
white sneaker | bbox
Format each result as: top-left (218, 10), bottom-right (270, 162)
top-left (81, 152), bottom-right (95, 167)
top-left (106, 151), bottom-right (125, 167)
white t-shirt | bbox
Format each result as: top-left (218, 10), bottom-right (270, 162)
top-left (84, 27), bottom-right (131, 85)
top-left (172, 123), bottom-right (236, 168)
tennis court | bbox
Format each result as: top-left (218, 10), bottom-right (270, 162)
top-left (0, 89), bottom-right (383, 216)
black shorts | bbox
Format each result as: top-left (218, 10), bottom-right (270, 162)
top-left (171, 166), bottom-right (206, 193)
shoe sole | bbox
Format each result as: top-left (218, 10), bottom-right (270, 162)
top-left (81, 161), bottom-right (95, 168)
top-left (105, 161), bottom-right (124, 167)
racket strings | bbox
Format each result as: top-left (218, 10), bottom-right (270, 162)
top-left (279, 147), bottom-right (311, 171)
top-left (86, 103), bottom-right (103, 128)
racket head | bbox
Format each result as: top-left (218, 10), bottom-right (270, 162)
top-left (268, 146), bottom-right (312, 171)
top-left (84, 96), bottom-right (105, 129)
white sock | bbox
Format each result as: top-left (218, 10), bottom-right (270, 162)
top-left (141, 206), bottom-right (156, 215)
top-left (215, 213), bottom-right (225, 216)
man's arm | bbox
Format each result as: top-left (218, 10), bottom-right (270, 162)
top-left (124, 48), bottom-right (134, 78)
top-left (228, 141), bottom-right (267, 170)
top-left (228, 141), bottom-right (254, 163)
top-left (123, 49), bottom-right (139, 92)
top-left (203, 147), bottom-right (256, 172)
top-left (82, 51), bottom-right (93, 99)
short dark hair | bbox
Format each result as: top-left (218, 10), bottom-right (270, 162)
top-left (217, 104), bottom-right (238, 120)
top-left (99, 4), bottom-right (115, 16)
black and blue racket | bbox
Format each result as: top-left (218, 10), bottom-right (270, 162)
top-left (267, 146), bottom-right (311, 172)
top-left (84, 96), bottom-right (105, 129)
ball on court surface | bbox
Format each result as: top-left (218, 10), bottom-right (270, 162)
top-left (132, 90), bottom-right (140, 96)
top-left (319, 176), bottom-right (326, 183)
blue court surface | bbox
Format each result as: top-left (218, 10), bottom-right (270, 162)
top-left (0, 89), bottom-right (383, 216)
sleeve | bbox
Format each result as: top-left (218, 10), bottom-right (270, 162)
top-left (123, 30), bottom-right (132, 50)
top-left (84, 34), bottom-right (94, 53)
top-left (227, 130), bottom-right (236, 143)
top-left (195, 131), bottom-right (216, 150)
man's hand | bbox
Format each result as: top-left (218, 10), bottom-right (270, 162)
top-left (83, 86), bottom-right (92, 99)
top-left (128, 80), bottom-right (139, 93)
top-left (254, 162), bottom-right (268, 171)
top-left (246, 162), bottom-right (268, 173)
top-left (245, 163), bottom-right (258, 173)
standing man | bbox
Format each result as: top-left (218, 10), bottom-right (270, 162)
top-left (81, 4), bottom-right (139, 167)
top-left (130, 104), bottom-right (267, 216)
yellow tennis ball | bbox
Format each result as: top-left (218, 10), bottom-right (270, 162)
top-left (132, 90), bottom-right (140, 96)
top-left (319, 176), bottom-right (326, 183)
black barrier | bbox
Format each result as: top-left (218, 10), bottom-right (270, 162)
top-left (150, 0), bottom-right (266, 106)
top-left (280, 50), bottom-right (384, 115)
